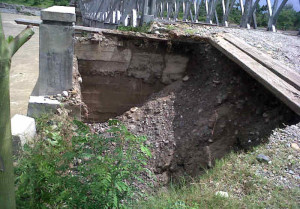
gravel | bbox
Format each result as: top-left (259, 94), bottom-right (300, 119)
top-left (254, 123), bottom-right (300, 189)
top-left (153, 22), bottom-right (300, 73)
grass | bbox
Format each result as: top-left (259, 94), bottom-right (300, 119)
top-left (1, 0), bottom-right (67, 8)
top-left (117, 23), bottom-right (153, 33)
top-left (135, 141), bottom-right (300, 208)
top-left (184, 28), bottom-right (198, 35)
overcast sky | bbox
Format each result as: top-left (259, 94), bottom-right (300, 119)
top-left (286, 0), bottom-right (299, 11)
top-left (258, 0), bottom-right (299, 11)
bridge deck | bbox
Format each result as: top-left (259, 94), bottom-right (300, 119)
top-left (209, 34), bottom-right (300, 115)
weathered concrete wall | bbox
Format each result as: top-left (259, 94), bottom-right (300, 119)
top-left (75, 34), bottom-right (194, 122)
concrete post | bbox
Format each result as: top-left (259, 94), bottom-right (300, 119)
top-left (37, 6), bottom-right (75, 95)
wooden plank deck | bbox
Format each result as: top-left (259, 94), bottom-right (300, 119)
top-left (221, 33), bottom-right (300, 91)
top-left (208, 34), bottom-right (300, 116)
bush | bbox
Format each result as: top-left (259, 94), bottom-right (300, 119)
top-left (15, 114), bottom-right (152, 208)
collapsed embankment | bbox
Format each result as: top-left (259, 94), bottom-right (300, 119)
top-left (74, 31), bottom-right (299, 186)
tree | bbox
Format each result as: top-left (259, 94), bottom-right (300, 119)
top-left (276, 4), bottom-right (297, 30)
top-left (0, 13), bottom-right (34, 209)
top-left (228, 3), bottom-right (242, 24)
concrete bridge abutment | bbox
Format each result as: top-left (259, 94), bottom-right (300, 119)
top-left (28, 6), bottom-right (76, 117)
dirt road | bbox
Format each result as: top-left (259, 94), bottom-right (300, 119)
top-left (1, 12), bottom-right (39, 117)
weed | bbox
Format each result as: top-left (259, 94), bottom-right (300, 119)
top-left (15, 114), bottom-right (152, 208)
top-left (135, 148), bottom-right (300, 208)
top-left (16, 6), bottom-right (21, 12)
top-left (118, 23), bottom-right (152, 33)
top-left (184, 28), bottom-right (197, 35)
top-left (166, 24), bottom-right (176, 30)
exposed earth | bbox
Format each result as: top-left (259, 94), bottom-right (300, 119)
top-left (90, 42), bottom-right (299, 188)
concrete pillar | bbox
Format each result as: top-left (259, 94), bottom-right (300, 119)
top-left (37, 6), bottom-right (75, 96)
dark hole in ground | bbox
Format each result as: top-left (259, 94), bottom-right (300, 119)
top-left (79, 72), bottom-right (164, 122)
top-left (77, 35), bottom-right (299, 185)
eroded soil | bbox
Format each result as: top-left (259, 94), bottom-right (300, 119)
top-left (91, 44), bottom-right (299, 187)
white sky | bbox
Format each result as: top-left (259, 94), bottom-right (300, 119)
top-left (259, 0), bottom-right (300, 11)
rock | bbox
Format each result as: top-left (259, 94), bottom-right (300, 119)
top-left (57, 94), bottom-right (62, 97)
top-left (291, 143), bottom-right (299, 151)
top-left (11, 114), bottom-right (36, 155)
top-left (256, 154), bottom-right (270, 162)
top-left (215, 191), bottom-right (229, 198)
top-left (62, 91), bottom-right (69, 97)
top-left (78, 77), bottom-right (82, 83)
top-left (182, 75), bottom-right (189, 81)
top-left (154, 30), bottom-right (160, 35)
top-left (130, 107), bottom-right (138, 113)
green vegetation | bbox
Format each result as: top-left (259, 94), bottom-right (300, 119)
top-left (15, 113), bottom-right (152, 208)
top-left (118, 23), bottom-right (152, 33)
top-left (184, 28), bottom-right (197, 35)
top-left (136, 144), bottom-right (299, 208)
top-left (12, 112), bottom-right (299, 208)
top-left (277, 4), bottom-right (300, 30)
top-left (218, 3), bottom-right (300, 30)
top-left (1, 0), bottom-right (68, 8)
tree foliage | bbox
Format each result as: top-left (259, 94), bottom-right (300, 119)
top-left (2, 0), bottom-right (69, 8)
top-left (276, 4), bottom-right (300, 30)
top-left (225, 3), bottom-right (299, 30)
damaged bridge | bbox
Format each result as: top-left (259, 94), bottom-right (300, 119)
top-left (15, 7), bottom-right (300, 118)
top-left (13, 6), bottom-right (300, 182)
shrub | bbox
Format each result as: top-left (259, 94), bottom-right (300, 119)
top-left (15, 114), bottom-right (152, 208)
